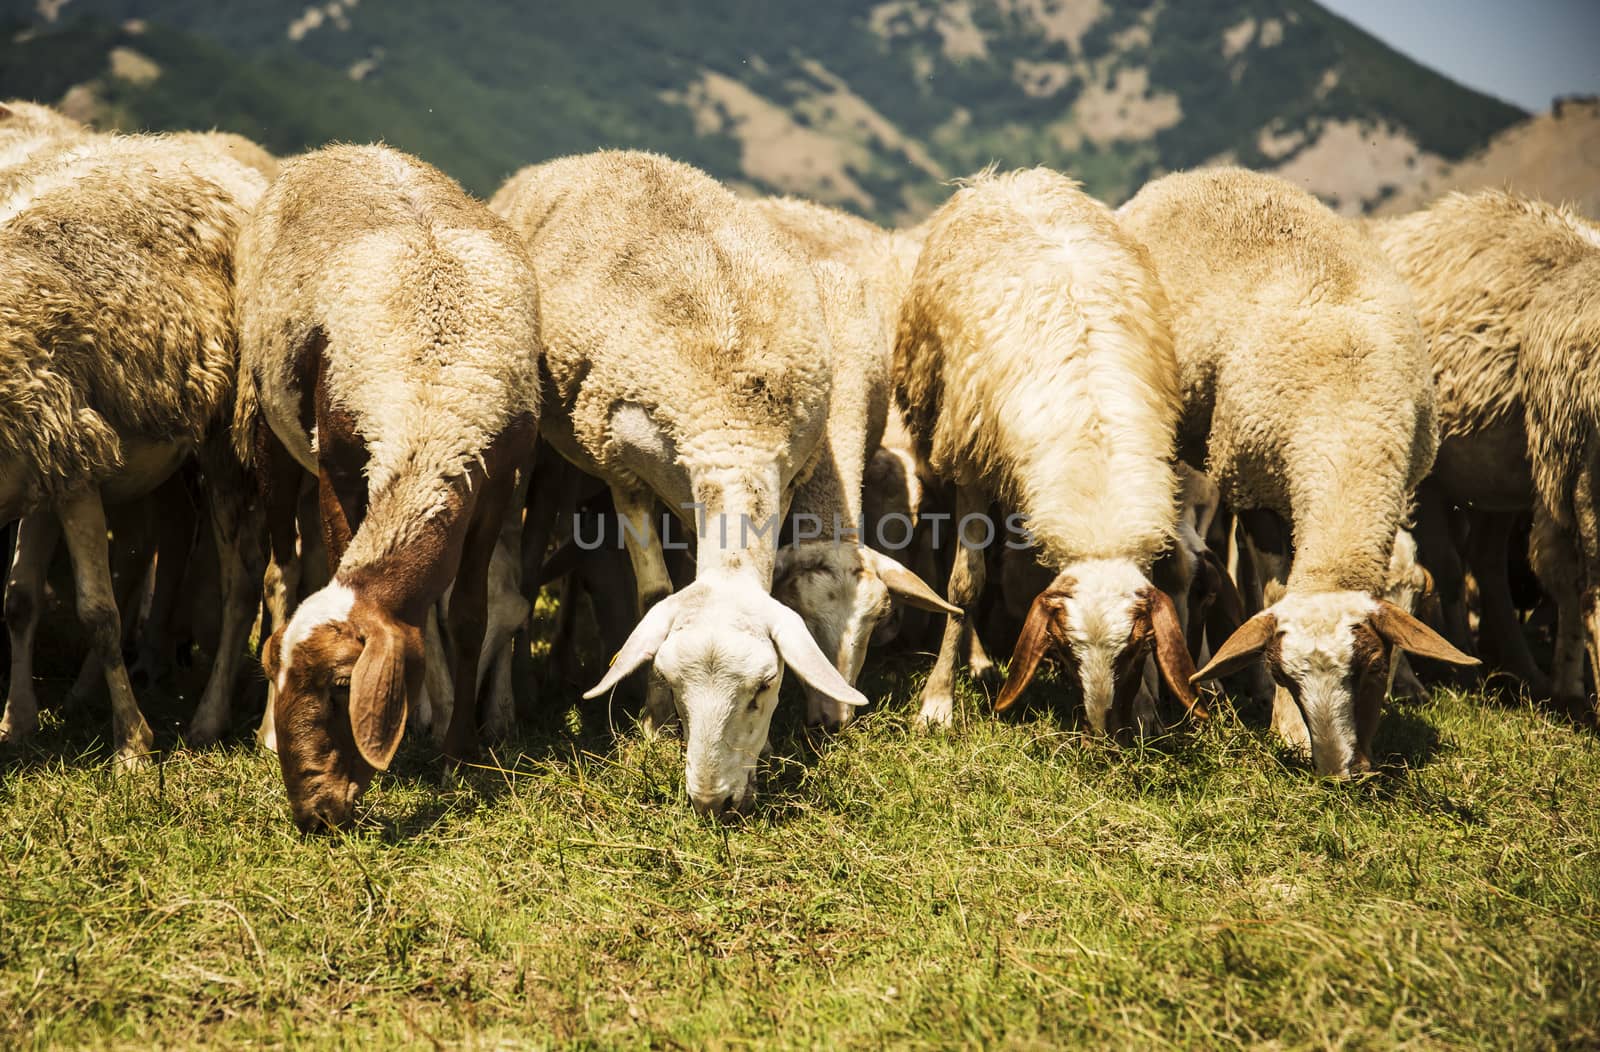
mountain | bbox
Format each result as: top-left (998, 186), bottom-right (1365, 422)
top-left (3, 0), bottom-right (1525, 222)
top-left (1375, 95), bottom-right (1600, 218)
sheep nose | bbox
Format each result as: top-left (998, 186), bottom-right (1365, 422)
top-left (690, 789), bottom-right (751, 821)
top-left (690, 791), bottom-right (735, 817)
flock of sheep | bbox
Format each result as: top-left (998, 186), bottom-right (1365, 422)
top-left (0, 98), bottom-right (1594, 831)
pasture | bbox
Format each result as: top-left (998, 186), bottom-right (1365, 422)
top-left (3, 656), bottom-right (1597, 1048)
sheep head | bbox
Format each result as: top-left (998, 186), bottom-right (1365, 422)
top-left (995, 559), bottom-right (1201, 735)
top-left (264, 581), bottom-right (421, 831)
top-left (584, 577), bottom-right (868, 818)
top-left (1192, 590), bottom-right (1476, 777)
top-left (773, 542), bottom-right (958, 730)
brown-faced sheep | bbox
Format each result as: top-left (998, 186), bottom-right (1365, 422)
top-left (896, 167), bottom-right (1199, 734)
top-left (1119, 167), bottom-right (1476, 777)
top-left (238, 144), bottom-right (541, 831)
top-left (491, 150), bottom-right (866, 818)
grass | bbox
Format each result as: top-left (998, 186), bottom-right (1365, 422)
top-left (2, 651), bottom-right (1598, 1049)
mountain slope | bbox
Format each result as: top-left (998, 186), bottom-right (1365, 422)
top-left (5, 0), bottom-right (1524, 220)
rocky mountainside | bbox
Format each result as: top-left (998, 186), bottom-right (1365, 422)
top-left (4, 0), bottom-right (1525, 221)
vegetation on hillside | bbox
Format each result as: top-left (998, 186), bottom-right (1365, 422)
top-left (5, 0), bottom-right (1524, 218)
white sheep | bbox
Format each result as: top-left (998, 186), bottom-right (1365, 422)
top-left (238, 144), bottom-right (541, 830)
top-left (0, 134), bottom-right (265, 765)
top-left (1119, 167), bottom-right (1476, 777)
top-left (491, 150), bottom-right (866, 817)
top-left (1371, 190), bottom-right (1600, 700)
top-left (753, 200), bottom-right (958, 730)
top-left (1519, 246), bottom-right (1600, 718)
top-left (895, 167), bottom-right (1199, 733)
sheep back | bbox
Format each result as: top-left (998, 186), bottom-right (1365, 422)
top-left (0, 134), bottom-right (265, 509)
top-left (896, 167), bottom-right (1181, 569)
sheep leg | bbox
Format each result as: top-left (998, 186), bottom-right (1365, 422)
top-left (187, 483), bottom-right (262, 745)
top-left (1467, 511), bottom-right (1550, 697)
top-left (1577, 456), bottom-right (1600, 721)
top-left (131, 470), bottom-right (198, 687)
top-left (964, 619), bottom-right (999, 687)
top-left (420, 603), bottom-right (450, 740)
top-left (68, 514), bottom-right (155, 705)
top-left (1530, 501), bottom-right (1586, 712)
top-left (0, 513), bottom-right (61, 746)
top-left (477, 485), bottom-right (529, 740)
top-left (56, 489), bottom-right (155, 767)
top-left (254, 423), bottom-right (307, 752)
top-left (611, 483), bottom-right (676, 731)
top-left (1413, 481), bottom-right (1475, 659)
top-left (918, 483), bottom-right (988, 728)
top-left (1237, 512), bottom-right (1288, 712)
top-left (440, 473), bottom-right (517, 764)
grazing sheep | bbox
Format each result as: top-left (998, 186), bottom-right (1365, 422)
top-left (754, 203), bottom-right (957, 728)
top-left (769, 259), bottom-right (958, 729)
top-left (491, 150), bottom-right (866, 817)
top-left (0, 134), bottom-right (266, 765)
top-left (896, 167), bottom-right (1199, 733)
top-left (238, 144), bottom-right (541, 831)
top-left (1119, 167), bottom-right (1476, 777)
top-left (1372, 190), bottom-right (1600, 697)
top-left (1519, 248), bottom-right (1600, 717)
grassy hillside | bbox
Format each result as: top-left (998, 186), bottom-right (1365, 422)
top-left (5, 1), bottom-right (1524, 219)
top-left (1, 660), bottom-right (1596, 1046)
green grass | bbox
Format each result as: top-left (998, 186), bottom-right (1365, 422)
top-left (2, 654), bottom-right (1598, 1048)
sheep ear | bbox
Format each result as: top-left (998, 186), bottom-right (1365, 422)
top-left (1142, 587), bottom-right (1205, 719)
top-left (348, 624), bottom-right (411, 772)
top-left (1191, 612), bottom-right (1278, 685)
top-left (995, 588), bottom-right (1065, 713)
top-left (766, 595), bottom-right (870, 707)
top-left (862, 547), bottom-right (961, 615)
top-left (1370, 600), bottom-right (1479, 666)
top-left (583, 592), bottom-right (683, 699)
top-left (261, 626), bottom-right (286, 684)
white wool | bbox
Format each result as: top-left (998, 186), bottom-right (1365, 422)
top-left (898, 167), bottom-right (1181, 569)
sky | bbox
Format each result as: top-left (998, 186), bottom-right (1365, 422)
top-left (1319, 0), bottom-right (1600, 112)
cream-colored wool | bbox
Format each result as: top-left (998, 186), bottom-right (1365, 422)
top-left (1119, 167), bottom-right (1433, 595)
top-left (171, 130), bottom-right (280, 180)
top-left (752, 195), bottom-right (920, 351)
top-left (1522, 252), bottom-right (1600, 532)
top-left (490, 150), bottom-right (832, 548)
top-left (899, 167), bottom-right (1181, 571)
top-left (1370, 191), bottom-right (1600, 696)
top-left (0, 100), bottom-right (86, 172)
top-left (0, 134), bottom-right (266, 511)
top-left (1371, 190), bottom-right (1600, 476)
top-left (236, 144), bottom-right (541, 574)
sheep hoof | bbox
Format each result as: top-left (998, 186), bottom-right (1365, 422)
top-left (916, 695), bottom-right (955, 730)
top-left (113, 741), bottom-right (155, 771)
top-left (968, 659), bottom-right (1001, 690)
top-left (187, 710), bottom-right (228, 747)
